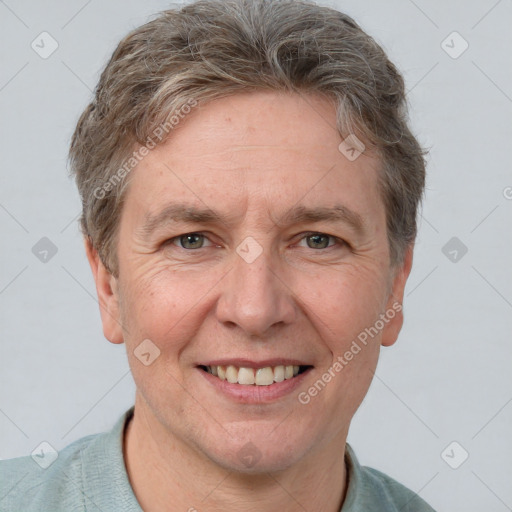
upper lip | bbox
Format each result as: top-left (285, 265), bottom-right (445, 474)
top-left (197, 358), bottom-right (312, 368)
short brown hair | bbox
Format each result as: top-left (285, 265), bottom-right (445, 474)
top-left (69, 0), bottom-right (426, 277)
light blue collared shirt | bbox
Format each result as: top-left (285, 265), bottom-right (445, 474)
top-left (0, 407), bottom-right (435, 511)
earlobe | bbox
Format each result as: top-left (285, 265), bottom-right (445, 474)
top-left (380, 245), bottom-right (414, 348)
top-left (84, 237), bottom-right (124, 345)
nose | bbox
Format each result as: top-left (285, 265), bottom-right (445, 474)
top-left (215, 244), bottom-right (297, 338)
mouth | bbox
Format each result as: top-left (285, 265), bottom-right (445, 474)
top-left (198, 364), bottom-right (313, 386)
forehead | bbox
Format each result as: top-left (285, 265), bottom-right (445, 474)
top-left (157, 91), bottom-right (353, 159)
top-left (123, 91), bottom-right (383, 226)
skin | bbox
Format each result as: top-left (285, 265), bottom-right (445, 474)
top-left (86, 91), bottom-right (413, 512)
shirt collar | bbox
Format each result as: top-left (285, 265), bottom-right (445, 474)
top-left (81, 406), bottom-right (380, 512)
top-left (81, 406), bottom-right (142, 511)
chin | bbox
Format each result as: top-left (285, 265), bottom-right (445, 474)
top-left (201, 431), bottom-right (310, 474)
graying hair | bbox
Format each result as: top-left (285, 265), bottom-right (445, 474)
top-left (69, 0), bottom-right (426, 277)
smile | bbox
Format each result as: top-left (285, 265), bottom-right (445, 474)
top-left (199, 364), bottom-right (311, 386)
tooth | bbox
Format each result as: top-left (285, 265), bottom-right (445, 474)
top-left (273, 365), bottom-right (285, 382)
top-left (226, 365), bottom-right (238, 383)
top-left (212, 364), bottom-right (301, 385)
top-left (255, 367), bottom-right (274, 385)
top-left (238, 367), bottom-right (255, 385)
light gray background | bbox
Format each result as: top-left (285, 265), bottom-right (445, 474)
top-left (1, 1), bottom-right (511, 510)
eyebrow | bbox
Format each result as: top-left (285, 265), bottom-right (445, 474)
top-left (136, 202), bottom-right (365, 239)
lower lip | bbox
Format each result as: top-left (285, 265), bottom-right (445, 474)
top-left (197, 367), bottom-right (313, 404)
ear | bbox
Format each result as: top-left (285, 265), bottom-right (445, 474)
top-left (84, 237), bottom-right (124, 345)
top-left (380, 245), bottom-right (414, 348)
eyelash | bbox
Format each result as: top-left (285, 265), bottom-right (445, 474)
top-left (165, 232), bottom-right (347, 251)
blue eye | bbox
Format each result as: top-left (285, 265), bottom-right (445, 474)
top-left (165, 232), bottom-right (344, 252)
top-left (298, 232), bottom-right (341, 250)
top-left (304, 233), bottom-right (332, 249)
top-left (171, 233), bottom-right (211, 249)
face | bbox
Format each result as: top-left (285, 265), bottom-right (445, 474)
top-left (88, 91), bottom-right (412, 473)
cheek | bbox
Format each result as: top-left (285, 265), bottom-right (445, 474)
top-left (294, 264), bottom-right (387, 411)
top-left (119, 261), bottom-right (221, 350)
top-left (296, 264), bottom-right (389, 345)
top-left (119, 267), bottom-right (207, 400)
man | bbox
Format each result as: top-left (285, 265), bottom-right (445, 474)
top-left (0, 0), bottom-right (434, 510)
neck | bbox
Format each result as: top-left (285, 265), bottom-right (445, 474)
top-left (123, 398), bottom-right (348, 512)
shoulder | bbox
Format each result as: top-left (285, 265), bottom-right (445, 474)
top-left (343, 444), bottom-right (436, 512)
top-left (0, 408), bottom-right (138, 512)
top-left (0, 434), bottom-right (99, 512)
top-left (360, 466), bottom-right (436, 511)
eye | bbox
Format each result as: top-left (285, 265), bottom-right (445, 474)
top-left (297, 232), bottom-right (344, 250)
top-left (169, 232), bottom-right (213, 250)
top-left (165, 232), bottom-right (345, 252)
